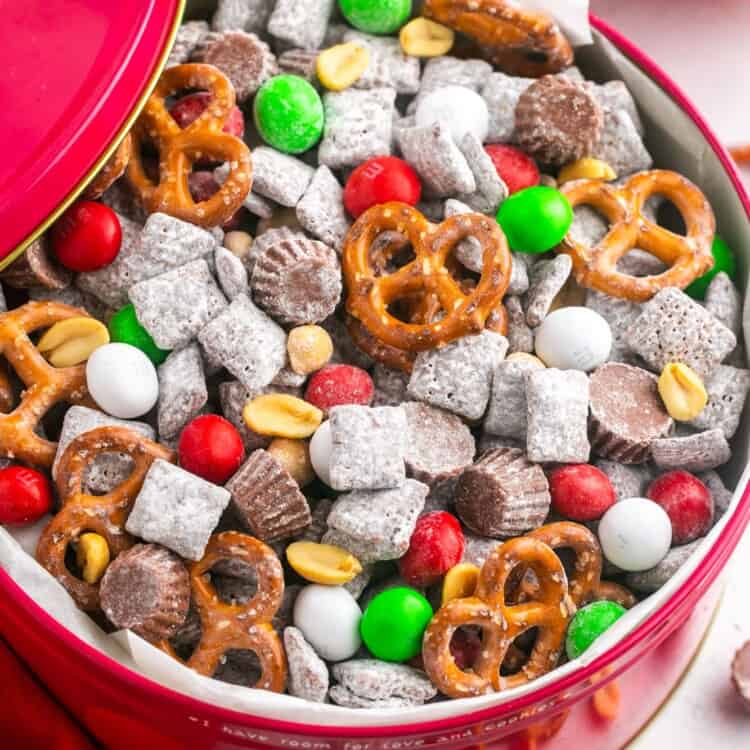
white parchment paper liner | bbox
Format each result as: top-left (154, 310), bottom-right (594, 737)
top-left (1, 7), bottom-right (749, 729)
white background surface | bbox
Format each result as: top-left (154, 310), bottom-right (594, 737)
top-left (590, 2), bottom-right (750, 747)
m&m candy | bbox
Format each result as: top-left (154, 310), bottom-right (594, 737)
top-left (51, 201), bottom-right (122, 272)
top-left (343, 156), bottom-right (422, 218)
top-left (497, 186), bottom-right (573, 254)
top-left (685, 235), bottom-right (737, 299)
top-left (179, 415), bottom-right (245, 485)
top-left (109, 304), bottom-right (170, 366)
top-left (566, 600), bottom-right (627, 660)
top-left (339, 0), bottom-right (411, 35)
top-left (0, 467), bottom-right (53, 525)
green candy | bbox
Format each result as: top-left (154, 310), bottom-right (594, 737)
top-left (496, 186), bottom-right (573, 254)
top-left (109, 304), bottom-right (170, 366)
top-left (254, 75), bottom-right (324, 155)
top-left (339, 0), bottom-right (412, 34)
top-left (565, 601), bottom-right (626, 660)
top-left (685, 235), bottom-right (737, 300)
top-left (360, 587), bottom-right (433, 662)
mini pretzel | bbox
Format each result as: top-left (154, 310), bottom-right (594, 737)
top-left (423, 536), bottom-right (572, 698)
top-left (83, 133), bottom-right (133, 200)
top-left (127, 63), bottom-right (252, 228)
top-left (159, 531), bottom-right (287, 693)
top-left (343, 203), bottom-right (512, 354)
top-left (0, 302), bottom-right (93, 468)
top-left (36, 426), bottom-right (175, 611)
top-left (528, 523), bottom-right (637, 609)
top-left (423, 0), bottom-right (574, 77)
top-left (557, 170), bottom-right (716, 302)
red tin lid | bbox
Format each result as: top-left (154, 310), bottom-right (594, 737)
top-left (0, 0), bottom-right (184, 269)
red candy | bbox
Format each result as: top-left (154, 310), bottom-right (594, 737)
top-left (549, 464), bottom-right (616, 522)
top-left (647, 470), bottom-right (713, 545)
top-left (170, 92), bottom-right (245, 138)
top-left (450, 627), bottom-right (482, 671)
top-left (50, 201), bottom-right (122, 272)
top-left (188, 172), bottom-right (245, 230)
top-left (343, 156), bottom-right (422, 218)
top-left (484, 144), bottom-right (540, 195)
top-left (0, 466), bottom-right (53, 525)
top-left (304, 364), bottom-right (374, 412)
top-left (399, 511), bottom-right (465, 588)
top-left (179, 415), bottom-right (245, 485)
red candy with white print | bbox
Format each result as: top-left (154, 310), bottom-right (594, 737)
top-left (0, 467), bottom-right (53, 525)
top-left (647, 470), bottom-right (714, 545)
top-left (305, 364), bottom-right (374, 413)
top-left (51, 201), bottom-right (122, 272)
top-left (343, 156), bottom-right (422, 218)
top-left (549, 464), bottom-right (616, 521)
top-left (179, 414), bottom-right (245, 485)
top-left (399, 512), bottom-right (465, 588)
top-left (484, 144), bottom-right (540, 195)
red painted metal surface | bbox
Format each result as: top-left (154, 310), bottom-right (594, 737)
top-left (0, 12), bottom-right (749, 750)
top-left (0, 0), bottom-right (182, 264)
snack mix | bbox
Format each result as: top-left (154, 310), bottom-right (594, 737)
top-left (1, 0), bottom-right (748, 711)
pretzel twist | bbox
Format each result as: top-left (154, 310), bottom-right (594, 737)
top-left (83, 133), bottom-right (133, 200)
top-left (343, 203), bottom-right (512, 357)
top-left (36, 427), bottom-right (175, 611)
top-left (127, 64), bottom-right (252, 228)
top-left (423, 536), bottom-right (572, 698)
top-left (160, 532), bottom-right (287, 693)
top-left (557, 170), bottom-right (716, 302)
top-left (423, 0), bottom-right (574, 77)
top-left (0, 302), bottom-right (93, 468)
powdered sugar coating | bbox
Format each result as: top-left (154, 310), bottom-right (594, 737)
top-left (505, 295), bottom-right (534, 354)
top-left (126, 460), bottom-right (231, 561)
top-left (652, 429), bottom-right (731, 473)
top-left (594, 459), bottom-right (653, 501)
top-left (267, 0), bottom-right (335, 50)
top-left (485, 358), bottom-right (545, 439)
top-left (328, 405), bottom-right (408, 491)
top-left (407, 331), bottom-right (508, 421)
top-left (328, 685), bottom-right (417, 709)
top-left (284, 627), bottom-right (329, 703)
top-left (689, 365), bottom-right (750, 439)
top-left (325, 479), bottom-right (428, 563)
top-left (343, 31), bottom-right (421, 95)
top-left (214, 246), bottom-right (249, 301)
top-left (332, 660), bottom-right (437, 702)
top-left (250, 147), bottom-right (315, 207)
top-left (525, 255), bottom-right (573, 327)
top-left (166, 20), bottom-right (209, 66)
top-left (212, 0), bottom-right (274, 34)
top-left (371, 364), bottom-right (409, 407)
top-left (296, 166), bottom-right (352, 253)
top-left (624, 538), bottom-right (704, 593)
top-left (456, 133), bottom-right (508, 213)
top-left (591, 108), bottom-right (653, 176)
top-left (705, 272), bottom-right (743, 338)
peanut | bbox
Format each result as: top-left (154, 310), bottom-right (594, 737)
top-left (506, 352), bottom-right (546, 368)
top-left (442, 562), bottom-right (480, 605)
top-left (558, 157), bottom-right (617, 184)
top-left (76, 533), bottom-right (110, 584)
top-left (287, 325), bottom-right (333, 375)
top-left (224, 230), bottom-right (253, 260)
top-left (243, 394), bottom-right (323, 439)
top-left (38, 317), bottom-right (110, 367)
top-left (399, 18), bottom-right (455, 58)
top-left (268, 438), bottom-right (316, 487)
top-left (316, 43), bottom-right (370, 92)
top-left (286, 541), bottom-right (362, 585)
top-left (658, 362), bottom-right (708, 421)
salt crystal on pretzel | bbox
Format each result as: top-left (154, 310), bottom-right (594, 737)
top-left (624, 538), bottom-right (704, 594)
top-left (212, 0), bottom-right (274, 34)
top-left (328, 404), bottom-right (408, 490)
top-left (1, 237), bottom-right (71, 290)
top-left (456, 133), bottom-right (509, 213)
top-left (343, 31), bottom-right (421, 95)
top-left (485, 358), bottom-right (545, 440)
top-left (652, 428), bottom-right (731, 473)
top-left (319, 88), bottom-right (397, 170)
top-left (398, 123), bottom-right (476, 197)
top-left (166, 20), bottom-right (209, 66)
top-left (325, 479), bottom-right (428, 563)
top-left (53, 406), bottom-right (155, 491)
top-left (688, 365), bottom-right (750, 439)
top-left (129, 259), bottom-right (227, 350)
top-left (524, 255), bottom-right (572, 328)
top-left (267, 0), bottom-right (335, 51)
top-left (526, 369), bottom-right (590, 464)
top-left (625, 288), bottom-right (736, 379)
top-left (226, 450), bottom-right (312, 542)
top-left (248, 147), bottom-right (315, 207)
top-left (157, 345), bottom-right (207, 440)
top-left (456, 448), bottom-right (551, 538)
top-left (408, 331), bottom-right (508, 421)
top-left (198, 294), bottom-right (286, 392)
top-left (332, 660), bottom-right (437, 703)
top-left (403, 401), bottom-right (476, 488)
top-left (126, 459), bottom-right (231, 561)
top-left (214, 246), bottom-right (249, 301)
top-left (284, 627), bottom-right (329, 703)
top-left (296, 166), bottom-right (352, 253)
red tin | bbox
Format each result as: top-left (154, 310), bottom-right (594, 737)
top-left (0, 11), bottom-right (749, 750)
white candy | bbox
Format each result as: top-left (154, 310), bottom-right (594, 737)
top-left (598, 497), bottom-right (672, 572)
top-left (309, 420), bottom-right (333, 487)
top-left (86, 343), bottom-right (159, 419)
top-left (415, 85), bottom-right (489, 144)
top-left (293, 584), bottom-right (362, 662)
top-left (534, 307), bottom-right (612, 371)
